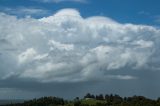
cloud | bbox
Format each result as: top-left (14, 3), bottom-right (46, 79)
top-left (48, 40), bottom-right (74, 51)
top-left (1, 7), bottom-right (50, 17)
top-left (138, 11), bottom-right (150, 16)
top-left (106, 75), bottom-right (137, 80)
top-left (18, 48), bottom-right (38, 64)
top-left (154, 15), bottom-right (160, 24)
top-left (0, 8), bottom-right (160, 83)
top-left (35, 0), bottom-right (88, 3)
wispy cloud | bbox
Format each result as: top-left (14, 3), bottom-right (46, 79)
top-left (107, 75), bottom-right (137, 80)
top-left (154, 15), bottom-right (160, 24)
top-left (137, 11), bottom-right (160, 25)
top-left (138, 11), bottom-right (150, 16)
top-left (1, 7), bottom-right (50, 17)
top-left (34, 0), bottom-right (88, 3)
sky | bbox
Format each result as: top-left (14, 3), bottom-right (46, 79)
top-left (0, 0), bottom-right (160, 100)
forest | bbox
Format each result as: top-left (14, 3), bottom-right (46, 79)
top-left (1, 93), bottom-right (160, 106)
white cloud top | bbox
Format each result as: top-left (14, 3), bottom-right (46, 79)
top-left (0, 8), bottom-right (160, 82)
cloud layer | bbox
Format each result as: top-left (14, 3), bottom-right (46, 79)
top-left (0, 8), bottom-right (160, 83)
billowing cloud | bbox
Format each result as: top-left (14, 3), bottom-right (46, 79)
top-left (0, 8), bottom-right (160, 83)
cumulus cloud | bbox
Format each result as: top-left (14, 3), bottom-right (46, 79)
top-left (0, 8), bottom-right (160, 83)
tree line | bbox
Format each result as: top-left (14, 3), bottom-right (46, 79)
top-left (1, 93), bottom-right (160, 106)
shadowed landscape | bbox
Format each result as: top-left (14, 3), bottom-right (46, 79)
top-left (1, 93), bottom-right (160, 106)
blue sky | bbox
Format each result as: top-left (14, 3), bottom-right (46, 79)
top-left (1, 0), bottom-right (160, 100)
top-left (0, 0), bottom-right (160, 25)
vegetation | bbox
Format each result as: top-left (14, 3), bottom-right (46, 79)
top-left (1, 93), bottom-right (160, 106)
